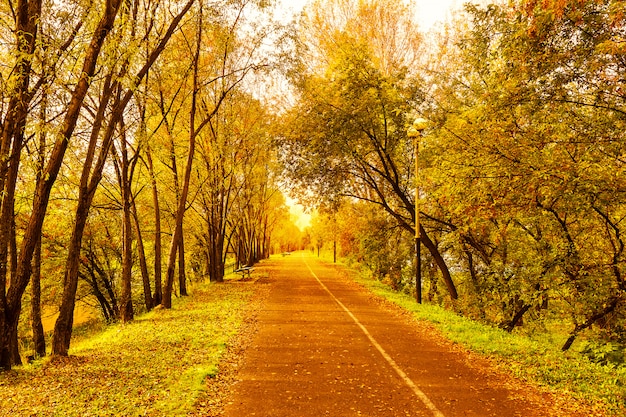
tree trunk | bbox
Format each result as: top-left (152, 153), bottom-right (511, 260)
top-left (15, 0), bottom-right (123, 363)
top-left (100, 263), bottom-right (119, 319)
top-left (161, 122), bottom-right (180, 308)
top-left (0, 0), bottom-right (43, 370)
top-left (0, 290), bottom-right (8, 369)
top-left (52, 201), bottom-right (93, 355)
top-left (178, 234), bottom-right (188, 296)
top-left (51, 73), bottom-right (116, 357)
top-left (49, 0), bottom-right (195, 355)
top-left (116, 126), bottom-right (135, 324)
top-left (163, 5), bottom-right (202, 308)
top-left (204, 171), bottom-right (228, 283)
top-left (3, 116), bottom-right (26, 368)
top-left (9, 316), bottom-right (21, 366)
top-left (503, 303), bottom-right (531, 333)
top-left (420, 225), bottom-right (458, 300)
top-left (31, 234), bottom-right (45, 358)
top-left (81, 267), bottom-right (114, 323)
top-left (145, 147), bottom-right (162, 306)
top-left (30, 64), bottom-right (48, 360)
top-left (132, 199), bottom-right (153, 311)
top-left (562, 298), bottom-right (619, 351)
top-left (162, 132), bottom-right (196, 306)
top-left (207, 210), bottom-right (226, 283)
top-left (119, 181), bottom-right (134, 322)
top-left (9, 216), bottom-right (21, 366)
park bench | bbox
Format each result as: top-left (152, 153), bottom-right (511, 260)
top-left (234, 266), bottom-right (254, 278)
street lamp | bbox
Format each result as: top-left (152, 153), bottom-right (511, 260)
top-left (407, 117), bottom-right (428, 304)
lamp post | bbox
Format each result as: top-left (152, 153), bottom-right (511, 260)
top-left (407, 117), bottom-right (428, 304)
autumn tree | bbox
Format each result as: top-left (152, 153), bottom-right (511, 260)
top-left (144, 0), bottom-right (283, 291)
top-left (0, 0), bottom-right (293, 367)
top-left (0, 0), bottom-right (130, 369)
top-left (423, 0), bottom-right (626, 347)
top-left (230, 155), bottom-right (282, 267)
top-left (50, 0), bottom-right (196, 357)
top-left (193, 91), bottom-right (271, 281)
top-left (280, 0), bottom-right (458, 300)
top-left (269, 206), bottom-right (305, 254)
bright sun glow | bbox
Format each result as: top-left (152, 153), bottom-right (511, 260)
top-left (285, 195), bottom-right (312, 230)
top-left (276, 0), bottom-right (479, 31)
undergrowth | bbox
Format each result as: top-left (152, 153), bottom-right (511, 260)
top-left (0, 280), bottom-right (257, 417)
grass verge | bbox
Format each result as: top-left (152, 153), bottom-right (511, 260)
top-left (0, 280), bottom-right (257, 417)
top-left (334, 260), bottom-right (625, 416)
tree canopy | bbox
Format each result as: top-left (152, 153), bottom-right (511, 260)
top-left (2, 0), bottom-right (626, 372)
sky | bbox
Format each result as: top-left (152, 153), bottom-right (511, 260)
top-left (415, 0), bottom-right (461, 30)
top-left (277, 0), bottom-right (468, 31)
top-left (286, 196), bottom-right (312, 231)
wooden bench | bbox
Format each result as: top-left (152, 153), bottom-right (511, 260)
top-left (234, 266), bottom-right (254, 278)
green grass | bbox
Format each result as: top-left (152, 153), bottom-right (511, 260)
top-left (0, 280), bottom-right (257, 417)
top-left (336, 261), bottom-right (626, 416)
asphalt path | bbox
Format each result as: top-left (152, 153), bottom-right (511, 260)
top-left (221, 252), bottom-right (583, 417)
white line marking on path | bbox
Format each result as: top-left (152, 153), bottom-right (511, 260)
top-left (303, 257), bottom-right (445, 417)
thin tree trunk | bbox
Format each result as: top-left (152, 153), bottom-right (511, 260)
top-left (562, 298), bottom-right (619, 351)
top-left (112, 113), bottom-right (142, 323)
top-left (31, 234), bottom-right (45, 357)
top-left (117, 134), bottom-right (134, 323)
top-left (145, 147), bottom-right (162, 306)
top-left (131, 198), bottom-right (153, 310)
top-left (30, 63), bottom-right (48, 359)
top-left (162, 151), bottom-right (196, 305)
top-left (503, 303), bottom-right (531, 333)
top-left (178, 234), bottom-right (187, 296)
top-left (117, 0), bottom-right (138, 325)
top-left (161, 112), bottom-right (180, 307)
top-left (420, 225), bottom-right (458, 300)
top-left (81, 267), bottom-right (114, 322)
top-left (163, 4), bottom-right (202, 308)
top-left (9, 216), bottom-right (21, 366)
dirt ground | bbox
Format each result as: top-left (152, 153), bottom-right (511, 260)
top-left (201, 253), bottom-right (592, 417)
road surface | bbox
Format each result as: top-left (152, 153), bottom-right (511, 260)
top-left (218, 253), bottom-right (585, 417)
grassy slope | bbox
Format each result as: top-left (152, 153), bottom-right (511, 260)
top-left (332, 259), bottom-right (625, 416)
top-left (0, 280), bottom-right (257, 417)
